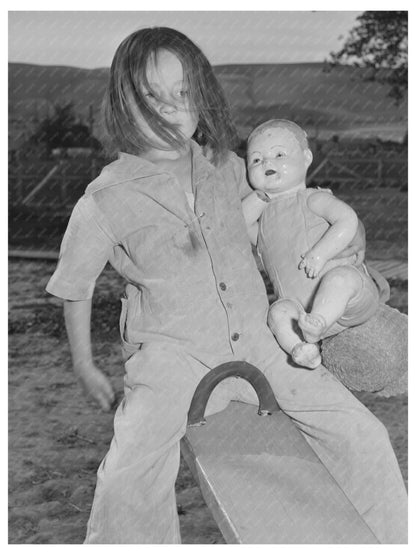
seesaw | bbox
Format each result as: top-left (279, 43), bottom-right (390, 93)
top-left (181, 361), bottom-right (378, 544)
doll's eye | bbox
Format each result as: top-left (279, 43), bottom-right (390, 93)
top-left (275, 152), bottom-right (284, 158)
top-left (251, 157), bottom-right (261, 165)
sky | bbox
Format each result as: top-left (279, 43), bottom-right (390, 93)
top-left (8, 9), bottom-right (364, 69)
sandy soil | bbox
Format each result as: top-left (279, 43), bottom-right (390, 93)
top-left (8, 259), bottom-right (408, 544)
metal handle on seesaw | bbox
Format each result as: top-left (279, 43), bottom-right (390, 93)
top-left (187, 361), bottom-right (281, 426)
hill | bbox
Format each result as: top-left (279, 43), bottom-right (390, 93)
top-left (215, 63), bottom-right (407, 141)
top-left (9, 61), bottom-right (407, 144)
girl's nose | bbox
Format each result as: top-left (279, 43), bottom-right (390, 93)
top-left (160, 101), bottom-right (177, 115)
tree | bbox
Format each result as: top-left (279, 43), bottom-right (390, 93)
top-left (330, 11), bottom-right (408, 103)
top-left (30, 102), bottom-right (101, 153)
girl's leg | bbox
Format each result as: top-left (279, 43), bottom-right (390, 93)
top-left (299, 266), bottom-right (362, 343)
top-left (268, 299), bottom-right (321, 369)
top-left (84, 343), bottom-right (210, 544)
top-left (252, 342), bottom-right (408, 544)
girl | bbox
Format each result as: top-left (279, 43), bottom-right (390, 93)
top-left (46, 27), bottom-right (407, 544)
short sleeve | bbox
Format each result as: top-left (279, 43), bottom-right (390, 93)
top-left (46, 195), bottom-right (116, 301)
top-left (228, 151), bottom-right (253, 199)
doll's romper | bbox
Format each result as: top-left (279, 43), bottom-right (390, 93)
top-left (46, 143), bottom-right (407, 544)
top-left (257, 187), bottom-right (380, 337)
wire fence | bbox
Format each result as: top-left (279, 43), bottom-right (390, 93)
top-left (9, 62), bottom-right (408, 263)
top-left (9, 147), bottom-right (408, 263)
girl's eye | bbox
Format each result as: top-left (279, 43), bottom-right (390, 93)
top-left (144, 92), bottom-right (156, 100)
top-left (176, 89), bottom-right (188, 98)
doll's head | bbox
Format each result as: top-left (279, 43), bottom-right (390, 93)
top-left (247, 119), bottom-right (313, 194)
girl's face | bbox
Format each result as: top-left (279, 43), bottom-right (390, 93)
top-left (135, 50), bottom-right (199, 155)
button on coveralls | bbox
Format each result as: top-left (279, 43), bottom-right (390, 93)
top-left (46, 142), bottom-right (407, 544)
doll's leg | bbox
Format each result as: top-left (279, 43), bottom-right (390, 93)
top-left (299, 266), bottom-right (363, 343)
top-left (268, 299), bottom-right (321, 369)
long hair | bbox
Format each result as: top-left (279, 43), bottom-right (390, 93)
top-left (104, 27), bottom-right (238, 164)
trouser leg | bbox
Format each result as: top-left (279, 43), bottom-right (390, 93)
top-left (235, 339), bottom-right (408, 544)
top-left (84, 344), bottom-right (209, 544)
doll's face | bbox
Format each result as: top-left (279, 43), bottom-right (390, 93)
top-left (247, 127), bottom-right (312, 193)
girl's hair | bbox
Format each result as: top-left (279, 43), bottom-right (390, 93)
top-left (248, 119), bottom-right (309, 150)
top-left (104, 27), bottom-right (238, 164)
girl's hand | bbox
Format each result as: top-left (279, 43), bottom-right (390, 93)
top-left (75, 362), bottom-right (116, 412)
top-left (334, 244), bottom-right (365, 266)
top-left (334, 219), bottom-right (366, 267)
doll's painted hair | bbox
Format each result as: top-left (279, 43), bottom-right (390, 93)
top-left (104, 26), bottom-right (238, 164)
top-left (248, 119), bottom-right (309, 150)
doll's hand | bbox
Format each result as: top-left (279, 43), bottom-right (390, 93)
top-left (299, 252), bottom-right (326, 278)
top-left (75, 362), bottom-right (116, 412)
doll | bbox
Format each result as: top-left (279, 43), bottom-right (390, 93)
top-left (242, 119), bottom-right (381, 369)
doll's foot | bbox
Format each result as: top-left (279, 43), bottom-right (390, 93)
top-left (298, 312), bottom-right (327, 343)
top-left (291, 342), bottom-right (322, 369)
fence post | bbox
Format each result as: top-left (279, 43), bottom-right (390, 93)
top-left (60, 178), bottom-right (67, 206)
top-left (91, 157), bottom-right (97, 180)
top-left (377, 159), bottom-right (383, 188)
top-left (13, 155), bottom-right (23, 203)
top-left (15, 174), bottom-right (23, 204)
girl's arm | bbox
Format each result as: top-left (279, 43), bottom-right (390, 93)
top-left (241, 191), bottom-right (269, 245)
top-left (64, 298), bottom-right (115, 411)
top-left (331, 218), bottom-right (366, 266)
top-left (300, 191), bottom-right (359, 278)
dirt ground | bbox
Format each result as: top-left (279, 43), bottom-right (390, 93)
top-left (8, 259), bottom-right (408, 544)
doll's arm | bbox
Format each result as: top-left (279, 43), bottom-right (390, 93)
top-left (241, 190), bottom-right (269, 245)
top-left (300, 191), bottom-right (359, 278)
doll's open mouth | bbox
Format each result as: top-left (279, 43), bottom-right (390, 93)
top-left (265, 169), bottom-right (277, 177)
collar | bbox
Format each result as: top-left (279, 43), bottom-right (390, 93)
top-left (85, 140), bottom-right (216, 195)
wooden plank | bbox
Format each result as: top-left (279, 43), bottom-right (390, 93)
top-left (306, 156), bottom-right (329, 183)
top-left (8, 249), bottom-right (59, 260)
top-left (21, 163), bottom-right (61, 205)
top-left (181, 401), bottom-right (378, 544)
top-left (368, 259), bottom-right (408, 280)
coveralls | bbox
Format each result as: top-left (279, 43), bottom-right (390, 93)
top-left (257, 187), bottom-right (380, 336)
top-left (46, 142), bottom-right (407, 544)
